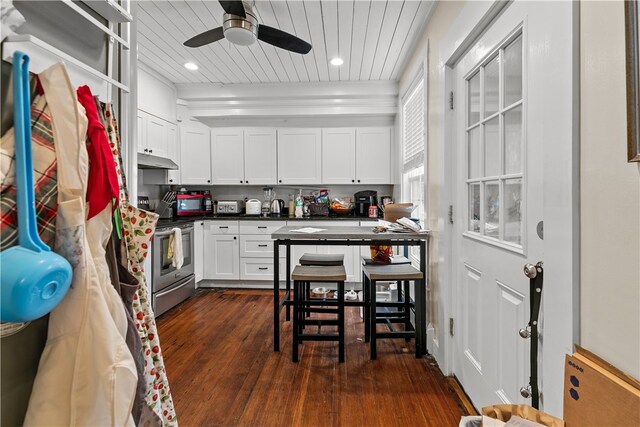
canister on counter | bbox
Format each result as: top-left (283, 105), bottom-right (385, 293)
top-left (368, 205), bottom-right (378, 218)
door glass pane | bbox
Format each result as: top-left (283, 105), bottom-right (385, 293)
top-left (504, 179), bottom-right (522, 244)
top-left (468, 126), bottom-right (481, 179)
top-left (504, 36), bottom-right (523, 106)
top-left (504, 105), bottom-right (523, 174)
top-left (469, 183), bottom-right (480, 233)
top-left (484, 56), bottom-right (499, 117)
top-left (484, 181), bottom-right (500, 238)
top-left (468, 72), bottom-right (480, 125)
top-left (484, 117), bottom-right (500, 176)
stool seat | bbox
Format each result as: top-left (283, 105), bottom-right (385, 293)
top-left (363, 264), bottom-right (423, 281)
top-left (361, 255), bottom-right (412, 265)
top-left (300, 253), bottom-right (344, 266)
top-left (292, 265), bottom-right (347, 282)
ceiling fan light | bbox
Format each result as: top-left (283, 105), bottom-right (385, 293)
top-left (330, 57), bottom-right (344, 66)
top-left (224, 27), bottom-right (256, 46)
top-left (184, 62), bottom-right (199, 70)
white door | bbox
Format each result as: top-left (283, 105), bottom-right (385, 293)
top-left (277, 128), bottom-right (322, 185)
top-left (204, 234), bottom-right (239, 280)
top-left (137, 110), bottom-right (147, 154)
top-left (244, 128), bottom-right (277, 185)
top-left (211, 128), bottom-right (244, 185)
top-left (356, 127), bottom-right (391, 184)
top-left (194, 220), bottom-right (204, 283)
top-left (146, 114), bottom-right (168, 158)
top-left (322, 128), bottom-right (356, 184)
top-left (451, 2), bottom-right (574, 413)
top-left (166, 123), bottom-right (180, 185)
top-left (180, 122), bottom-right (212, 185)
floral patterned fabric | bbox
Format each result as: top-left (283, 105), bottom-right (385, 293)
top-left (104, 104), bottom-right (177, 426)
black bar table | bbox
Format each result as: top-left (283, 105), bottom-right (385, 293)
top-left (272, 225), bottom-right (430, 357)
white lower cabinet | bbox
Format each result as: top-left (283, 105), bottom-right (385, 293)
top-left (203, 221), bottom-right (240, 280)
top-left (194, 220), bottom-right (204, 283)
top-left (240, 258), bottom-right (286, 281)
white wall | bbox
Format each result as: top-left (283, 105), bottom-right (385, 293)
top-left (397, 0), bottom-right (466, 367)
top-left (580, 1), bottom-right (640, 380)
top-left (138, 63), bottom-right (177, 123)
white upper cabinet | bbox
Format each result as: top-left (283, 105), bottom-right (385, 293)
top-left (166, 123), bottom-right (180, 184)
top-left (180, 122), bottom-right (212, 185)
top-left (356, 127), bottom-right (392, 184)
top-left (244, 128), bottom-right (277, 185)
top-left (322, 128), bottom-right (356, 184)
top-left (146, 114), bottom-right (169, 158)
top-left (136, 111), bottom-right (145, 154)
top-left (211, 128), bottom-right (244, 185)
top-left (277, 128), bottom-right (322, 185)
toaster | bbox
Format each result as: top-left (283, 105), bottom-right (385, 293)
top-left (217, 200), bottom-right (244, 214)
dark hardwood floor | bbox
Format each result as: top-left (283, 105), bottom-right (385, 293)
top-left (156, 289), bottom-right (472, 426)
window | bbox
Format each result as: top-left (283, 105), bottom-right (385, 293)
top-left (466, 34), bottom-right (524, 246)
top-left (401, 77), bottom-right (426, 227)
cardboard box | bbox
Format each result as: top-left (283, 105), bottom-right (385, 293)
top-left (564, 346), bottom-right (640, 426)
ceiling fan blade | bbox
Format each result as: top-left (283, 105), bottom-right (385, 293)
top-left (219, 0), bottom-right (246, 18)
top-left (184, 27), bottom-right (224, 48)
top-left (257, 25), bottom-right (312, 54)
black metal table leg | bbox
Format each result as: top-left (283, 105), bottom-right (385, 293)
top-left (274, 240), bottom-right (280, 352)
top-left (285, 241), bottom-right (291, 321)
top-left (370, 278), bottom-right (377, 360)
top-left (418, 239), bottom-right (427, 357)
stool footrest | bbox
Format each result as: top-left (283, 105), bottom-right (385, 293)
top-left (299, 334), bottom-right (340, 341)
top-left (302, 319), bottom-right (339, 326)
top-left (300, 307), bottom-right (340, 314)
top-left (376, 331), bottom-right (414, 339)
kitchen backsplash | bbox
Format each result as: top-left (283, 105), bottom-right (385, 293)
top-left (137, 175), bottom-right (393, 212)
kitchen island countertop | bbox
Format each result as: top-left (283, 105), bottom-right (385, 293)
top-left (156, 214), bottom-right (378, 228)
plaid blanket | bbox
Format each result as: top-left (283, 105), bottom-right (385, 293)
top-left (0, 95), bottom-right (57, 250)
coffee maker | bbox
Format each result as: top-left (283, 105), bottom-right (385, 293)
top-left (354, 190), bottom-right (378, 217)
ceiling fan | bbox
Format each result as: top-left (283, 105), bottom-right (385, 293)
top-left (184, 0), bottom-right (312, 54)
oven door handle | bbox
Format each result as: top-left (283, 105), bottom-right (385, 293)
top-left (154, 277), bottom-right (194, 299)
top-left (155, 227), bottom-right (194, 237)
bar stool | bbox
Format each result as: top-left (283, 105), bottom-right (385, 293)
top-left (362, 264), bottom-right (424, 360)
top-left (299, 253), bottom-right (344, 317)
top-left (292, 265), bottom-right (347, 363)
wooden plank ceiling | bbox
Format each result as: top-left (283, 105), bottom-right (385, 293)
top-left (136, 0), bottom-right (433, 84)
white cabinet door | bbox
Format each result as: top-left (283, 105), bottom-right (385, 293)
top-left (322, 128), bottom-right (356, 184)
top-left (204, 234), bottom-right (239, 280)
top-left (211, 128), bottom-right (244, 185)
top-left (180, 123), bottom-right (212, 185)
top-left (356, 127), bottom-right (391, 184)
top-left (244, 128), bottom-right (277, 185)
top-left (194, 220), bottom-right (204, 283)
top-left (166, 122), bottom-right (180, 184)
top-left (277, 128), bottom-right (322, 185)
top-left (136, 111), bottom-right (147, 154)
top-left (146, 114), bottom-right (168, 158)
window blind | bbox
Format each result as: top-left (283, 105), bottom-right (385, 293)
top-left (402, 79), bottom-right (425, 172)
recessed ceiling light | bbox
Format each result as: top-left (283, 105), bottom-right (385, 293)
top-left (184, 62), bottom-right (199, 71)
top-left (330, 57), bottom-right (344, 66)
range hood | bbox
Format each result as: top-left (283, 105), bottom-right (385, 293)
top-left (137, 153), bottom-right (179, 170)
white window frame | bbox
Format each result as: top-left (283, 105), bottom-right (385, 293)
top-left (463, 30), bottom-right (526, 253)
top-left (400, 69), bottom-right (427, 261)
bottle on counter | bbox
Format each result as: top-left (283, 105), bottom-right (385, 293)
top-left (295, 190), bottom-right (303, 218)
top-left (288, 194), bottom-right (295, 217)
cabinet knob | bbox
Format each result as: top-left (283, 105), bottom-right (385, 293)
top-left (357, 179), bottom-right (361, 183)
top-left (245, 180), bottom-right (248, 184)
top-left (279, 180), bottom-right (282, 183)
top-left (149, 149), bottom-right (153, 153)
top-left (144, 148), bottom-right (148, 152)
top-left (351, 179), bottom-right (355, 183)
top-left (233, 236), bottom-right (237, 240)
top-left (169, 179), bottom-right (173, 183)
top-left (240, 180), bottom-right (243, 184)
top-left (207, 180), bottom-right (211, 183)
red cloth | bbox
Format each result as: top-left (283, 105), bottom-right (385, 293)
top-left (77, 86), bottom-right (119, 219)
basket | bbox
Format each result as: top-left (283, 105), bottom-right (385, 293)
top-left (309, 202), bottom-right (329, 216)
